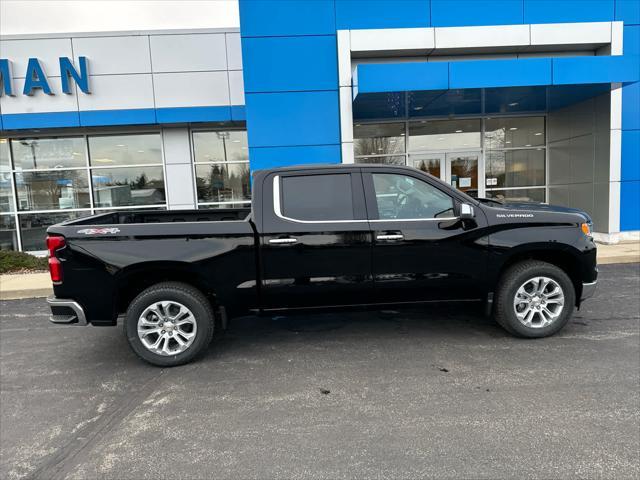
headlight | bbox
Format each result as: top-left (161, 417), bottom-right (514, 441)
top-left (581, 222), bottom-right (592, 236)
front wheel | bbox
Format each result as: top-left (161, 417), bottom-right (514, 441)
top-left (494, 260), bottom-right (575, 338)
top-left (124, 282), bottom-right (215, 367)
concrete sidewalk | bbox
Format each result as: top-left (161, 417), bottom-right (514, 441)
top-left (0, 272), bottom-right (52, 300)
top-left (1, 242), bottom-right (638, 300)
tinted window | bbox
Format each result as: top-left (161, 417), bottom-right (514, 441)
top-left (372, 173), bottom-right (454, 220)
top-left (281, 174), bottom-right (354, 221)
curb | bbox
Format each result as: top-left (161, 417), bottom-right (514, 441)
top-left (597, 256), bottom-right (640, 265)
top-left (0, 288), bottom-right (52, 301)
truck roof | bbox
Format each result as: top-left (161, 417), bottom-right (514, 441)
top-left (253, 163), bottom-right (420, 175)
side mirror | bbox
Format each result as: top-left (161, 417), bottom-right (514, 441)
top-left (460, 203), bottom-right (475, 220)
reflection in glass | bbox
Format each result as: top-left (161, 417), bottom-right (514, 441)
top-left (409, 154), bottom-right (442, 178)
top-left (485, 117), bottom-right (545, 149)
top-left (223, 131), bottom-right (249, 162)
top-left (193, 131), bottom-right (248, 163)
top-left (354, 123), bottom-right (405, 156)
top-left (15, 170), bottom-right (90, 211)
top-left (486, 149), bottom-right (545, 188)
top-left (198, 202), bottom-right (251, 210)
top-left (11, 137), bottom-right (86, 170)
top-left (372, 173), bottom-right (454, 219)
top-left (0, 215), bottom-right (18, 250)
top-left (92, 167), bottom-right (165, 207)
top-left (1, 138), bottom-right (10, 169)
top-left (449, 154), bottom-right (478, 193)
top-left (0, 139), bottom-right (12, 212)
top-left (485, 188), bottom-right (546, 203)
top-left (409, 119), bottom-right (481, 151)
top-left (195, 163), bottom-right (251, 203)
top-left (355, 155), bottom-right (406, 166)
top-left (19, 211), bottom-right (90, 251)
top-left (88, 134), bottom-right (162, 167)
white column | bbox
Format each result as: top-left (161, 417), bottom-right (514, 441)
top-left (337, 30), bottom-right (354, 164)
top-left (161, 127), bottom-right (197, 210)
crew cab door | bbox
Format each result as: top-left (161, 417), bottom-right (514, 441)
top-left (363, 169), bottom-right (487, 303)
top-left (258, 169), bottom-right (373, 309)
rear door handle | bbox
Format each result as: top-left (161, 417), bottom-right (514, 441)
top-left (376, 233), bottom-right (404, 241)
top-left (269, 237), bottom-right (298, 245)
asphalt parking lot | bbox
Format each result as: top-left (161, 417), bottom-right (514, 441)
top-left (1, 263), bottom-right (639, 480)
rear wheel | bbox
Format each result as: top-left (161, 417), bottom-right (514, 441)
top-left (124, 282), bottom-right (215, 367)
top-left (494, 260), bottom-right (575, 338)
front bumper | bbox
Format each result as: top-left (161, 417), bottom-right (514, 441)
top-left (47, 296), bottom-right (87, 325)
top-left (581, 280), bottom-right (597, 301)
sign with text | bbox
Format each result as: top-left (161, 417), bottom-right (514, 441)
top-left (0, 57), bottom-right (91, 96)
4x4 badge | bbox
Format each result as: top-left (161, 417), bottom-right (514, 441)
top-left (77, 228), bottom-right (121, 235)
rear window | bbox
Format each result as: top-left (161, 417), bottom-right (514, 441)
top-left (281, 174), bottom-right (354, 221)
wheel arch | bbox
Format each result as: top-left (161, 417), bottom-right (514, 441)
top-left (492, 245), bottom-right (584, 305)
top-left (114, 262), bottom-right (216, 316)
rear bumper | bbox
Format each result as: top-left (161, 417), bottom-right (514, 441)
top-left (47, 296), bottom-right (87, 325)
top-left (581, 280), bottom-right (597, 301)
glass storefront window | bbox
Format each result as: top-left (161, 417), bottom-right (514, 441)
top-left (195, 163), bottom-right (250, 203)
top-left (355, 155), bottom-right (406, 165)
top-left (224, 131), bottom-right (249, 162)
top-left (19, 211), bottom-right (90, 251)
top-left (408, 119), bottom-right (481, 152)
top-left (1, 138), bottom-right (10, 169)
top-left (193, 131), bottom-right (249, 163)
top-left (193, 131), bottom-right (226, 163)
top-left (485, 188), bottom-right (546, 203)
top-left (1, 140), bottom-right (15, 212)
top-left (15, 170), bottom-right (91, 211)
top-left (485, 117), bottom-right (545, 149)
top-left (192, 130), bottom-right (251, 207)
top-left (0, 215), bottom-right (19, 250)
top-left (486, 149), bottom-right (545, 188)
top-left (0, 181), bottom-right (13, 213)
top-left (354, 123), bottom-right (405, 156)
top-left (92, 166), bottom-right (165, 207)
top-left (88, 134), bottom-right (162, 167)
top-left (10, 137), bottom-right (86, 170)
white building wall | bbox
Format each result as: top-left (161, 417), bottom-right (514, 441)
top-left (0, 28), bottom-right (243, 117)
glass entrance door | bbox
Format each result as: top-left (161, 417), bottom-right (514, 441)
top-left (410, 153), bottom-right (445, 181)
top-left (410, 151), bottom-right (481, 197)
top-left (446, 153), bottom-right (479, 196)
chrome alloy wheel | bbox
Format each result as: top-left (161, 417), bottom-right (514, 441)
top-left (137, 301), bottom-right (197, 356)
top-left (513, 276), bottom-right (565, 328)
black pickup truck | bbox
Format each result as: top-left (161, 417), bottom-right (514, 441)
top-left (46, 164), bottom-right (597, 366)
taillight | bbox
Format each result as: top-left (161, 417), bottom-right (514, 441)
top-left (46, 235), bottom-right (66, 284)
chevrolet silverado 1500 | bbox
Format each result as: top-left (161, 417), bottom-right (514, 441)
top-left (46, 164), bottom-right (597, 366)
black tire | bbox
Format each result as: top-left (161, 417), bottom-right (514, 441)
top-left (494, 260), bottom-right (575, 338)
top-left (123, 282), bottom-right (215, 367)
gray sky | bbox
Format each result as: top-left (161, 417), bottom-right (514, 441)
top-left (1, 0), bottom-right (239, 35)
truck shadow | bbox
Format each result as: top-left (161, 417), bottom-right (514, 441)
top-left (206, 302), bottom-right (509, 361)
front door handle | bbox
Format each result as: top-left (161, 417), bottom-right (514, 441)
top-left (376, 233), bottom-right (404, 241)
top-left (269, 237), bottom-right (298, 245)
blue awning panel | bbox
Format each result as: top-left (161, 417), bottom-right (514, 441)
top-left (355, 55), bottom-right (640, 98)
top-left (355, 62), bottom-right (448, 94)
top-left (553, 55), bottom-right (640, 85)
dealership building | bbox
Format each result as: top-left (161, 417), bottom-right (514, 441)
top-left (0, 0), bottom-right (638, 252)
